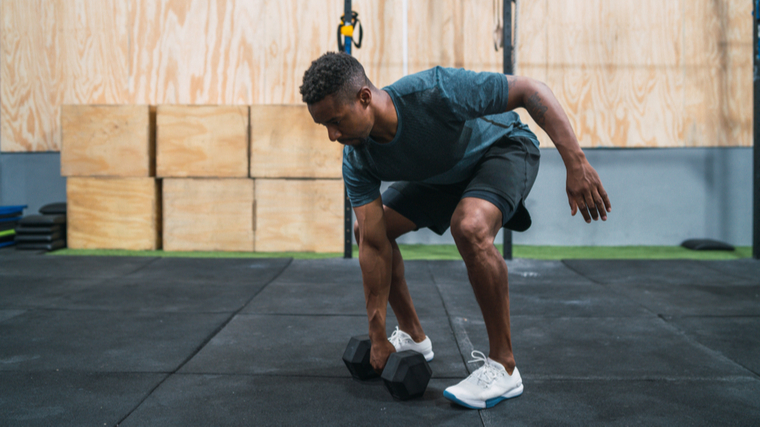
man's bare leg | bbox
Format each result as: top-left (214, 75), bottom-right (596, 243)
top-left (354, 206), bottom-right (426, 342)
top-left (451, 197), bottom-right (515, 374)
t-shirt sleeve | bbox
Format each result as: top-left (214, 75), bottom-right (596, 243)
top-left (343, 155), bottom-right (381, 208)
top-left (435, 67), bottom-right (511, 121)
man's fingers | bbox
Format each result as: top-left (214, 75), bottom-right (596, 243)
top-left (577, 198), bottom-right (591, 223)
top-left (600, 188), bottom-right (612, 213)
top-left (569, 197), bottom-right (577, 216)
top-left (591, 189), bottom-right (607, 221)
top-left (584, 191), bottom-right (599, 221)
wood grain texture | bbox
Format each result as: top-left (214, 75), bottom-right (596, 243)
top-left (1, 0), bottom-right (64, 152)
top-left (61, 105), bottom-right (153, 176)
top-left (128, 0), bottom-right (266, 105)
top-left (351, 0), bottom-right (405, 88)
top-left (254, 179), bottom-right (343, 253)
top-left (162, 178), bottom-right (254, 251)
top-left (61, 0), bottom-right (129, 105)
top-left (539, 0), bottom-right (684, 148)
top-left (262, 0), bottom-right (342, 104)
top-left (683, 0), bottom-right (752, 147)
top-left (67, 177), bottom-right (160, 250)
top-left (1, 0), bottom-right (129, 152)
top-left (250, 105), bottom-right (341, 178)
top-left (156, 105), bottom-right (249, 177)
top-left (1, 0), bottom-right (753, 151)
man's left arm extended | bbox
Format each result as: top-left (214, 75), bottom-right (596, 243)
top-left (504, 76), bottom-right (611, 223)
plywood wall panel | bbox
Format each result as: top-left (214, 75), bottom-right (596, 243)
top-left (461, 0), bottom-right (504, 72)
top-left (516, 0), bottom-right (547, 70)
top-left (67, 177), bottom-right (161, 250)
top-left (683, 0), bottom-right (752, 147)
top-left (156, 105), bottom-right (249, 177)
top-left (1, 0), bottom-right (64, 152)
top-left (407, 0), bottom-right (463, 73)
top-left (163, 178), bottom-right (254, 251)
top-left (547, 66), bottom-right (683, 148)
top-left (255, 179), bottom-right (343, 253)
top-left (250, 105), bottom-right (341, 178)
top-left (261, 0), bottom-right (342, 104)
top-left (1, 0), bottom-right (129, 152)
top-left (61, 105), bottom-right (154, 176)
top-left (1, 0), bottom-right (754, 151)
top-left (547, 0), bottom-right (682, 67)
top-left (352, 0), bottom-right (405, 88)
top-left (128, 0), bottom-right (266, 105)
top-left (61, 0), bottom-right (129, 105)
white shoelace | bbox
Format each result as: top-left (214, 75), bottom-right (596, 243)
top-left (467, 350), bottom-right (502, 386)
top-left (388, 326), bottom-right (407, 347)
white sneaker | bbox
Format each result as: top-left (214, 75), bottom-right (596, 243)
top-left (388, 326), bottom-right (434, 362)
top-left (443, 350), bottom-right (523, 409)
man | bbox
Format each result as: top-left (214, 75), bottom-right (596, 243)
top-left (300, 52), bottom-right (610, 409)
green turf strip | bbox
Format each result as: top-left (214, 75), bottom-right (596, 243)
top-left (50, 245), bottom-right (751, 260)
top-left (0, 230), bottom-right (15, 237)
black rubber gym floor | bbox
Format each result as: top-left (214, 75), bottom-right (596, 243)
top-left (1, 248), bottom-right (758, 426)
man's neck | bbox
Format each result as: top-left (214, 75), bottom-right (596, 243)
top-left (368, 89), bottom-right (398, 144)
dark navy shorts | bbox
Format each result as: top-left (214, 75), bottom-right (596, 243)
top-left (381, 135), bottom-right (540, 235)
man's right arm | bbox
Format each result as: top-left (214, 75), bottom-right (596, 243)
top-left (353, 197), bottom-right (396, 372)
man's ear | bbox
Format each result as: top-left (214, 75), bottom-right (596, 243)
top-left (358, 86), bottom-right (372, 107)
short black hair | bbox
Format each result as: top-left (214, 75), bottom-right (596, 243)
top-left (300, 52), bottom-right (368, 104)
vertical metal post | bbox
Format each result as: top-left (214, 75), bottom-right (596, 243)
top-left (754, 0), bottom-right (760, 259)
top-left (502, 0), bottom-right (514, 260)
top-left (343, 0), bottom-right (353, 259)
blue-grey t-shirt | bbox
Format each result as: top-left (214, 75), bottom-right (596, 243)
top-left (343, 66), bottom-right (538, 207)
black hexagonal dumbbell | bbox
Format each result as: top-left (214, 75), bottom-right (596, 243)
top-left (381, 350), bottom-right (432, 400)
top-left (342, 335), bottom-right (432, 400)
top-left (342, 335), bottom-right (379, 380)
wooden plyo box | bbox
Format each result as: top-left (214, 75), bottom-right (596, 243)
top-left (157, 105), bottom-right (249, 178)
top-left (61, 105), bottom-right (155, 177)
top-left (163, 178), bottom-right (254, 252)
top-left (254, 179), bottom-right (343, 253)
top-left (250, 105), bottom-right (342, 178)
top-left (67, 177), bottom-right (161, 250)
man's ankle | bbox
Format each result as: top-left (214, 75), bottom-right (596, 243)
top-left (399, 327), bottom-right (426, 343)
top-left (489, 355), bottom-right (516, 374)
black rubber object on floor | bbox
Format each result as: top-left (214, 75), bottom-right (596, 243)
top-left (681, 239), bottom-right (735, 251)
top-left (19, 215), bottom-right (66, 226)
top-left (15, 240), bottom-right (66, 251)
top-left (14, 232), bottom-right (63, 243)
top-left (39, 202), bottom-right (66, 215)
top-left (15, 224), bottom-right (63, 234)
top-left (0, 219), bottom-right (21, 231)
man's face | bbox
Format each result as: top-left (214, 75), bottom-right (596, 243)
top-left (308, 92), bottom-right (372, 147)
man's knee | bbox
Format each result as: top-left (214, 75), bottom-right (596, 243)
top-left (451, 216), bottom-right (494, 254)
top-left (353, 220), bottom-right (360, 243)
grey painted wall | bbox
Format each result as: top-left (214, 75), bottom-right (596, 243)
top-left (0, 147), bottom-right (753, 246)
top-left (0, 152), bottom-right (67, 216)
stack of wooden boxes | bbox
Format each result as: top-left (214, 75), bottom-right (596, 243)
top-left (250, 106), bottom-right (343, 253)
top-left (61, 105), bottom-right (161, 250)
top-left (61, 104), bottom-right (343, 253)
top-left (158, 105), bottom-right (254, 251)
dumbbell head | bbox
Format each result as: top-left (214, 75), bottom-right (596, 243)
top-left (342, 335), bottom-right (379, 380)
top-left (380, 350), bottom-right (432, 400)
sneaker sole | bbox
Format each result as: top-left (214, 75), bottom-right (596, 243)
top-left (443, 384), bottom-right (523, 409)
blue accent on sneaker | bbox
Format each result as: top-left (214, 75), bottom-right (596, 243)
top-left (485, 395), bottom-right (509, 408)
top-left (444, 389), bottom-right (522, 409)
top-left (443, 390), bottom-right (480, 409)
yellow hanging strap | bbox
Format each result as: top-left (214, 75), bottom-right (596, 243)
top-left (340, 24), bottom-right (354, 38)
